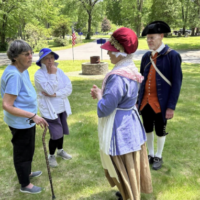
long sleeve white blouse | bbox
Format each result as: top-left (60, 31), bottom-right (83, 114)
top-left (34, 63), bottom-right (72, 119)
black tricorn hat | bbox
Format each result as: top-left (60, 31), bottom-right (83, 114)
top-left (142, 21), bottom-right (171, 36)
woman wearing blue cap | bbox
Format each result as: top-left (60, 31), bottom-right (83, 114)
top-left (34, 48), bottom-right (72, 167)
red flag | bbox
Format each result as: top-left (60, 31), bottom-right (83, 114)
top-left (72, 28), bottom-right (76, 46)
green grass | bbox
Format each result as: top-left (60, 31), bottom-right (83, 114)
top-left (0, 36), bottom-right (199, 53)
top-left (92, 35), bottom-right (111, 39)
top-left (138, 36), bottom-right (200, 50)
top-left (0, 61), bottom-right (200, 200)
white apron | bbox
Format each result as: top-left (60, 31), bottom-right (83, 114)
top-left (98, 106), bottom-right (136, 182)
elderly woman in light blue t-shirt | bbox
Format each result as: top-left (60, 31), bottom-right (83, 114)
top-left (0, 40), bottom-right (48, 194)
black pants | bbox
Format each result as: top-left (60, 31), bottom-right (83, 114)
top-left (9, 126), bottom-right (36, 187)
top-left (49, 137), bottom-right (63, 155)
top-left (141, 104), bottom-right (168, 137)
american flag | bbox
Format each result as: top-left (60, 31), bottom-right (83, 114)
top-left (72, 28), bottom-right (76, 46)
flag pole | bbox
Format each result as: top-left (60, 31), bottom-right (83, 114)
top-left (72, 26), bottom-right (74, 62)
top-left (72, 25), bottom-right (77, 62)
top-left (72, 44), bottom-right (74, 62)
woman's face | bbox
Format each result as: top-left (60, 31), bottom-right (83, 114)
top-left (41, 53), bottom-right (55, 67)
top-left (107, 51), bottom-right (122, 64)
top-left (14, 50), bottom-right (33, 70)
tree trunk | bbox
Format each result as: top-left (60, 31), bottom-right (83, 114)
top-left (191, 27), bottom-right (195, 36)
top-left (196, 28), bottom-right (199, 35)
top-left (183, 26), bottom-right (186, 35)
top-left (86, 13), bottom-right (92, 40)
top-left (136, 26), bottom-right (140, 37)
top-left (0, 14), bottom-right (7, 50)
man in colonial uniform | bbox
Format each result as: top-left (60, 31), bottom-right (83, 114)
top-left (138, 21), bottom-right (182, 170)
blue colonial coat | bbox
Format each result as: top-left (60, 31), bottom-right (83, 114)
top-left (138, 45), bottom-right (182, 122)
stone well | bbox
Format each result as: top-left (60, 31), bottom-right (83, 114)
top-left (82, 62), bottom-right (108, 75)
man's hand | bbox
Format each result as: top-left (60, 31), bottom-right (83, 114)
top-left (42, 92), bottom-right (56, 97)
top-left (165, 108), bottom-right (174, 119)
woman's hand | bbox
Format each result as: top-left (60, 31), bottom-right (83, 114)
top-left (32, 115), bottom-right (49, 128)
top-left (90, 85), bottom-right (102, 100)
top-left (42, 92), bottom-right (56, 97)
top-left (46, 64), bottom-right (57, 74)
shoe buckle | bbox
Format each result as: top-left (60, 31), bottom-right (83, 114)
top-left (154, 157), bottom-right (160, 162)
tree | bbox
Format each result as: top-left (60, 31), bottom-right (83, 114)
top-left (105, 0), bottom-right (149, 37)
top-left (187, 0), bottom-right (200, 36)
top-left (0, 0), bottom-right (62, 50)
top-left (148, 0), bottom-right (181, 31)
top-left (101, 18), bottom-right (111, 32)
top-left (105, 0), bottom-right (123, 26)
top-left (0, 0), bottom-right (24, 50)
top-left (78, 0), bottom-right (100, 39)
top-left (120, 0), bottom-right (146, 37)
top-left (52, 17), bottom-right (70, 39)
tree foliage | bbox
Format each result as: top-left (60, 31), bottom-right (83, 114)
top-left (0, 0), bottom-right (199, 51)
top-left (101, 17), bottom-right (111, 32)
top-left (52, 17), bottom-right (70, 39)
top-left (105, 0), bottom-right (123, 26)
top-left (78, 0), bottom-right (100, 39)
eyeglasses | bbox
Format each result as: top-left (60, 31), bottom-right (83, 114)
top-left (20, 52), bottom-right (34, 57)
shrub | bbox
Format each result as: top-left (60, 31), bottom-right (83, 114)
top-left (34, 40), bottom-right (48, 52)
top-left (75, 37), bottom-right (82, 44)
top-left (54, 38), bottom-right (69, 46)
top-left (0, 42), bottom-right (8, 51)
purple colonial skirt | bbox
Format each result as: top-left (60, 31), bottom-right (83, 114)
top-left (44, 111), bottom-right (69, 140)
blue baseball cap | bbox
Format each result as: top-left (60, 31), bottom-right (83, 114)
top-left (36, 48), bottom-right (59, 67)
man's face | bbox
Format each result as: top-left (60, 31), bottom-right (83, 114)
top-left (146, 34), bottom-right (164, 50)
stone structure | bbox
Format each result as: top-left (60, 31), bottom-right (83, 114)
top-left (82, 62), bottom-right (108, 75)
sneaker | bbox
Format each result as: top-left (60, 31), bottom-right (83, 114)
top-left (48, 155), bottom-right (58, 167)
top-left (115, 191), bottom-right (122, 198)
top-left (152, 157), bottom-right (163, 170)
top-left (148, 155), bottom-right (154, 165)
top-left (20, 185), bottom-right (42, 194)
top-left (29, 171), bottom-right (42, 178)
top-left (57, 150), bottom-right (72, 160)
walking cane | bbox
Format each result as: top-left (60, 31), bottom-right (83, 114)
top-left (42, 127), bottom-right (56, 199)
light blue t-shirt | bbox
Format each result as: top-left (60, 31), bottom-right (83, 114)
top-left (0, 65), bottom-right (37, 129)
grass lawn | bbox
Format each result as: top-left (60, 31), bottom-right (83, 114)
top-left (0, 61), bottom-right (200, 200)
top-left (138, 36), bottom-right (200, 50)
top-left (50, 35), bottom-right (200, 51)
top-left (0, 36), bottom-right (199, 53)
top-left (92, 35), bottom-right (111, 39)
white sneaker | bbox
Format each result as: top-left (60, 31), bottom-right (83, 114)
top-left (48, 155), bottom-right (58, 167)
top-left (57, 150), bottom-right (72, 160)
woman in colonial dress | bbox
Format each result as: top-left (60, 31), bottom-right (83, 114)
top-left (91, 27), bottom-right (153, 200)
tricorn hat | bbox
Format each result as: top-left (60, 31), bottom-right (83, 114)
top-left (101, 27), bottom-right (138, 54)
top-left (142, 21), bottom-right (171, 36)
